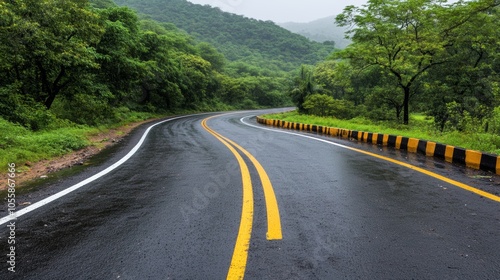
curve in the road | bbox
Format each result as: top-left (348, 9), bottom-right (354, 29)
top-left (201, 116), bottom-right (254, 279)
top-left (256, 116), bottom-right (500, 174)
top-left (242, 116), bottom-right (500, 203)
top-left (202, 114), bottom-right (284, 279)
top-left (0, 114), bottom-right (207, 226)
top-left (204, 115), bottom-right (282, 240)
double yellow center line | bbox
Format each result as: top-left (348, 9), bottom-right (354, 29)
top-left (201, 115), bottom-right (282, 280)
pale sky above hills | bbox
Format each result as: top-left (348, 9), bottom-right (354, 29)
top-left (187, 0), bottom-right (369, 23)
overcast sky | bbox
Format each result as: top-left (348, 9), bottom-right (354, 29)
top-left (187, 0), bottom-right (369, 23)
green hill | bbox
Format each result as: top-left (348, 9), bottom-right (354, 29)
top-left (114, 0), bottom-right (336, 72)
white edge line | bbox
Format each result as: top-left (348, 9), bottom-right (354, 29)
top-left (240, 116), bottom-right (500, 202)
top-left (0, 113), bottom-right (207, 226)
top-left (240, 116), bottom-right (355, 150)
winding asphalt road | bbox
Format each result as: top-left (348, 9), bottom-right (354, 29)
top-left (1, 109), bottom-right (500, 279)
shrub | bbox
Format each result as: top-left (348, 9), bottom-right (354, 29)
top-left (0, 85), bottom-right (58, 130)
top-left (51, 92), bottom-right (115, 126)
top-left (303, 94), bottom-right (356, 119)
top-left (487, 107), bottom-right (500, 134)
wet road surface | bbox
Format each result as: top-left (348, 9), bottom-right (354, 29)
top-left (1, 109), bottom-right (500, 279)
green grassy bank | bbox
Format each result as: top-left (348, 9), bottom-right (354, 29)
top-left (262, 111), bottom-right (500, 155)
top-left (0, 111), bottom-right (160, 172)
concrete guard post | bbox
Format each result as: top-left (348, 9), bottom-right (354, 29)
top-left (256, 116), bottom-right (500, 175)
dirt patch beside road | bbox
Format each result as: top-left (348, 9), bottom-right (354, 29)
top-left (0, 118), bottom-right (159, 191)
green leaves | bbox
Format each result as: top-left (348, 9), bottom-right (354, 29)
top-left (113, 0), bottom-right (335, 73)
top-left (0, 0), bottom-right (291, 129)
top-left (303, 94), bottom-right (356, 118)
top-left (1, 0), bottom-right (104, 110)
top-left (335, 0), bottom-right (499, 124)
top-left (197, 42), bottom-right (226, 72)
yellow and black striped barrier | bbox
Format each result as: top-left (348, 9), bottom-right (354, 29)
top-left (256, 116), bottom-right (500, 175)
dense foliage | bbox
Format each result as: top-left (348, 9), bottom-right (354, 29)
top-left (3, 0), bottom-right (499, 167)
top-left (113, 0), bottom-right (336, 73)
top-left (289, 0), bottom-right (500, 135)
top-left (0, 0), bottom-right (291, 131)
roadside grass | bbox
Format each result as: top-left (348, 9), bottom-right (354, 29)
top-left (0, 119), bottom-right (92, 169)
top-left (0, 111), bottom-right (160, 171)
top-left (262, 111), bottom-right (500, 155)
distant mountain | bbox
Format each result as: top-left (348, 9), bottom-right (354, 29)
top-left (279, 16), bottom-right (351, 49)
top-left (113, 0), bottom-right (336, 72)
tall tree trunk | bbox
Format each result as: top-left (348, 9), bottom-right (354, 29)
top-left (44, 93), bottom-right (57, 109)
top-left (403, 87), bottom-right (410, 125)
top-left (37, 63), bottom-right (67, 109)
top-left (140, 81), bottom-right (151, 104)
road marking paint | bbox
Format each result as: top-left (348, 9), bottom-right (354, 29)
top-left (408, 138), bottom-right (419, 153)
top-left (201, 117), bottom-right (253, 280)
top-left (241, 116), bottom-right (500, 203)
top-left (0, 114), bottom-right (212, 226)
top-left (209, 124), bottom-right (282, 240)
top-left (226, 142), bottom-right (282, 240)
top-left (383, 134), bottom-right (389, 145)
top-left (203, 114), bottom-right (282, 240)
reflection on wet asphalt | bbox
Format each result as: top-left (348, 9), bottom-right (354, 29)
top-left (1, 109), bottom-right (499, 279)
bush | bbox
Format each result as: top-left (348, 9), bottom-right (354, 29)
top-left (15, 103), bottom-right (58, 131)
top-left (0, 117), bottom-right (28, 150)
top-left (487, 107), bottom-right (500, 134)
top-left (51, 91), bottom-right (115, 126)
top-left (303, 94), bottom-right (356, 119)
top-left (363, 106), bottom-right (395, 121)
top-left (0, 85), bottom-right (58, 130)
top-left (240, 98), bottom-right (259, 109)
top-left (439, 101), bottom-right (488, 133)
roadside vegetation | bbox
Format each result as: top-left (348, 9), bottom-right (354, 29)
top-left (263, 111), bottom-right (500, 155)
top-left (0, 110), bottom-right (159, 170)
top-left (0, 0), bottom-right (295, 172)
top-left (284, 0), bottom-right (500, 154)
top-left (2, 0), bottom-right (499, 177)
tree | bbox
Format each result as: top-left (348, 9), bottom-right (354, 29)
top-left (289, 65), bottom-right (317, 112)
top-left (424, 3), bottom-right (500, 131)
top-left (303, 93), bottom-right (355, 118)
top-left (138, 29), bottom-right (184, 109)
top-left (177, 53), bottom-right (212, 106)
top-left (313, 60), bottom-right (354, 100)
top-left (90, 0), bottom-right (116, 9)
top-left (196, 42), bottom-right (226, 72)
top-left (113, 0), bottom-right (335, 73)
top-left (0, 0), bottom-right (103, 109)
top-left (218, 75), bottom-right (250, 106)
top-left (95, 6), bottom-right (147, 105)
top-left (303, 94), bottom-right (336, 116)
top-left (335, 0), bottom-right (500, 124)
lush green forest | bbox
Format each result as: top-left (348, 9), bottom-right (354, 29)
top-left (289, 0), bottom-right (500, 135)
top-left (0, 0), bottom-right (296, 167)
top-left (2, 0), bottom-right (500, 170)
top-left (0, 0), bottom-right (292, 128)
top-left (113, 0), bottom-right (336, 73)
